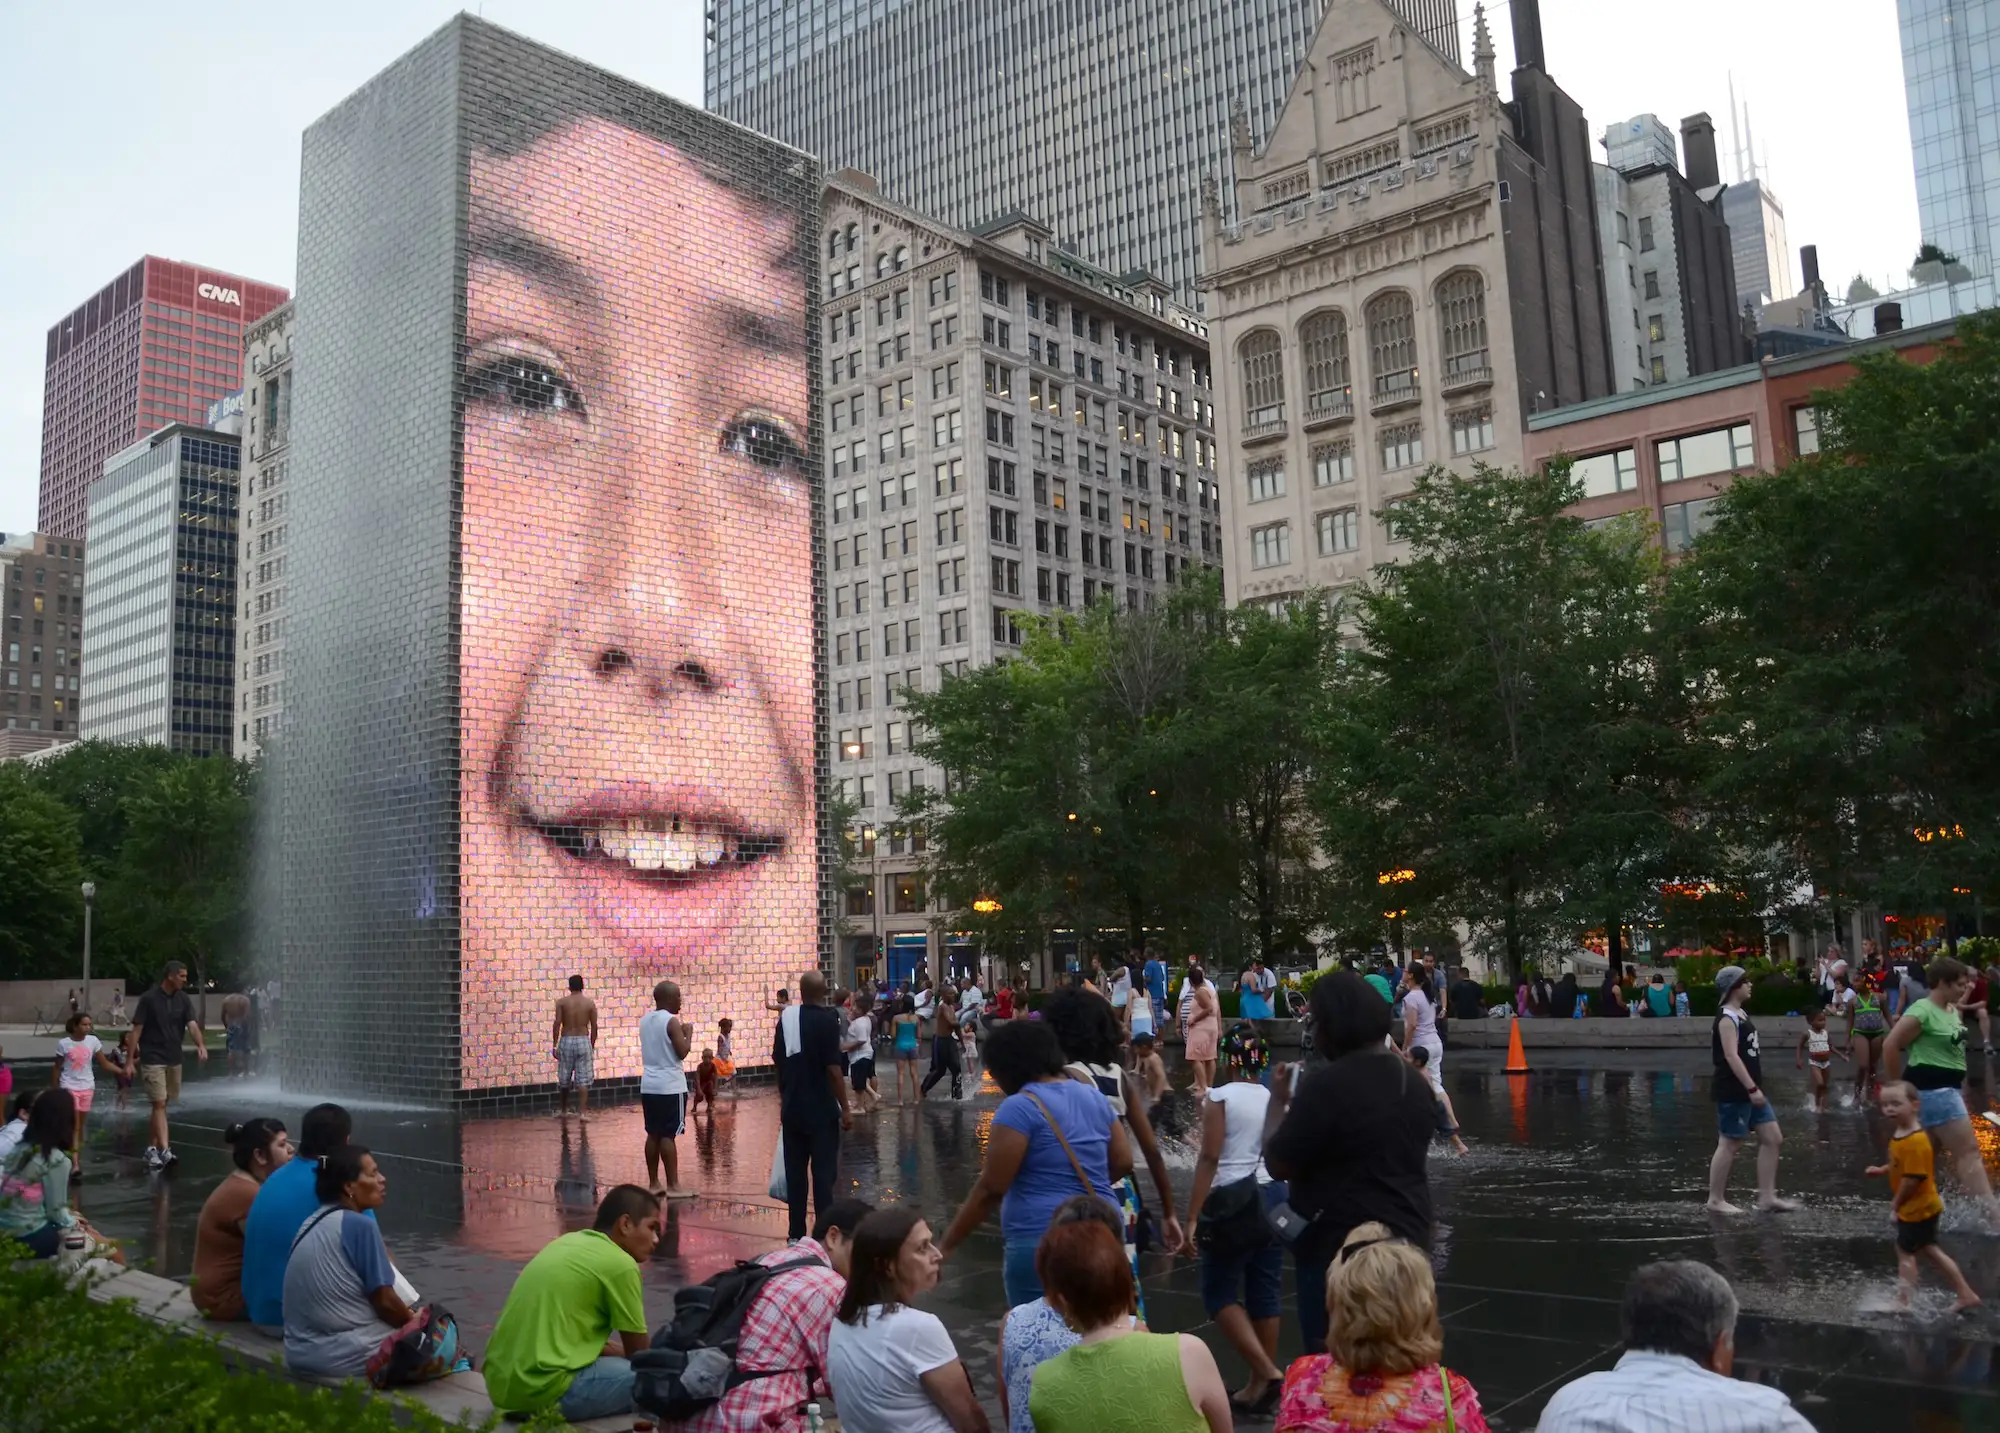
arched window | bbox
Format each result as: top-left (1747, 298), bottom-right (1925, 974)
top-left (1437, 271), bottom-right (1489, 377)
top-left (827, 229), bottom-right (842, 259)
top-left (892, 245), bottom-right (909, 272)
top-left (1299, 310), bottom-right (1352, 414)
top-left (1366, 291), bottom-right (1416, 399)
top-left (875, 253), bottom-right (892, 280)
top-left (1239, 329), bottom-right (1285, 430)
top-left (843, 223), bottom-right (859, 254)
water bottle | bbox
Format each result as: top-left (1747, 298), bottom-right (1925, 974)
top-left (805, 1401), bottom-right (823, 1433)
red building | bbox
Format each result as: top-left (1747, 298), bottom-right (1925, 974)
top-left (39, 257), bottom-right (287, 542)
top-left (1525, 318), bottom-right (1957, 550)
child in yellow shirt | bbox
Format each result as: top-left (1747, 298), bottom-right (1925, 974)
top-left (1867, 1081), bottom-right (1981, 1313)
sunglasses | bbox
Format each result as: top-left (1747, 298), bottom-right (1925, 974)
top-left (1339, 1234), bottom-right (1406, 1264)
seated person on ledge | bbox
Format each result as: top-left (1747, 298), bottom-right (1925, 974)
top-left (483, 1184), bottom-right (659, 1421)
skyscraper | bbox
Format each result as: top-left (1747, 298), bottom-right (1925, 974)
top-left (0, 531), bottom-right (86, 758)
top-left (705, 0), bottom-right (1461, 302)
top-left (39, 257), bottom-right (287, 543)
top-left (1899, 0), bottom-right (1999, 273)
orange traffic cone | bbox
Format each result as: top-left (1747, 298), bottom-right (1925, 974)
top-left (1505, 1016), bottom-right (1530, 1074)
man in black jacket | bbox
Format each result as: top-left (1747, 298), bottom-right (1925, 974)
top-left (771, 971), bottom-right (851, 1240)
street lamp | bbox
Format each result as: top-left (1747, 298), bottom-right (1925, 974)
top-left (80, 881), bottom-right (96, 1016)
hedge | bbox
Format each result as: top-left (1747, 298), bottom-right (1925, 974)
top-left (0, 1253), bottom-right (565, 1433)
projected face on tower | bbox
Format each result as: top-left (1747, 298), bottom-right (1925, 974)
top-left (457, 115), bottom-right (817, 1089)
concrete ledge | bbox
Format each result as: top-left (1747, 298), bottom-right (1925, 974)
top-left (75, 1264), bottom-right (633, 1430)
top-left (1446, 1015), bottom-right (1818, 1050)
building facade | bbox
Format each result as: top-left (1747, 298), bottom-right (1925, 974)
top-left (707, 0), bottom-right (1462, 302)
top-left (0, 532), bottom-right (86, 758)
top-left (822, 174), bottom-right (1219, 983)
top-left (1900, 0), bottom-right (1999, 277)
top-left (1200, 0), bottom-right (1614, 609)
top-left (1719, 180), bottom-right (1793, 310)
top-left (234, 301), bottom-right (295, 759)
top-left (1594, 114), bottom-right (1746, 391)
top-left (39, 257), bottom-right (286, 544)
top-left (78, 425), bottom-right (239, 755)
top-left (1524, 317), bottom-right (1958, 550)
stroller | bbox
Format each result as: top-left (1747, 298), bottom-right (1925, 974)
top-left (1221, 1019), bottom-right (1270, 1084)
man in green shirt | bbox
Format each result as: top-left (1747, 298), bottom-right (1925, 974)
top-left (484, 1184), bottom-right (659, 1419)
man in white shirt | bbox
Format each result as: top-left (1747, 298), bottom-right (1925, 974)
top-left (638, 980), bottom-right (695, 1201)
top-left (1536, 1260), bottom-right (1815, 1432)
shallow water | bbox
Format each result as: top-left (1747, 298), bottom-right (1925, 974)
top-left (49, 1045), bottom-right (2000, 1429)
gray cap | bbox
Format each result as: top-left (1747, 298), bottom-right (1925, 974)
top-left (1714, 965), bottom-right (1749, 1000)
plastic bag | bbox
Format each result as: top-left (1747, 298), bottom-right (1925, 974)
top-left (768, 1133), bottom-right (788, 1201)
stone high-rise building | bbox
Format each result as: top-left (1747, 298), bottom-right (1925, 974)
top-left (0, 531), bottom-right (86, 758)
top-left (1201, 0), bottom-right (1614, 610)
top-left (235, 301), bottom-right (295, 760)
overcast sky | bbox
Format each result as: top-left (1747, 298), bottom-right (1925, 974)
top-left (0, 0), bottom-right (1916, 535)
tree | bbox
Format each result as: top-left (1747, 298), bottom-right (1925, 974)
top-left (1315, 463), bottom-right (1685, 979)
top-left (118, 758), bottom-right (255, 1018)
top-left (1845, 274), bottom-right (1880, 305)
top-left (0, 766), bottom-right (85, 977)
top-left (1669, 312), bottom-right (2000, 928)
top-left (1911, 243), bottom-right (1972, 284)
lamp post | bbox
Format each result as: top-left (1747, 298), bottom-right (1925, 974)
top-left (80, 881), bottom-right (96, 1016)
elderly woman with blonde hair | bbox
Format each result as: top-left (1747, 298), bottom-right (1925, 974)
top-left (1275, 1223), bottom-right (1489, 1433)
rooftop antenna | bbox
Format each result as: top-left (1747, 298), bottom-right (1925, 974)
top-left (1745, 103), bottom-right (1759, 182)
top-left (1728, 72), bottom-right (1745, 183)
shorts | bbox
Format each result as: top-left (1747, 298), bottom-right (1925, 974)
top-left (63, 1085), bottom-right (95, 1114)
top-left (641, 1092), bottom-right (686, 1139)
top-left (1199, 1181), bottom-right (1288, 1318)
top-left (556, 1035), bottom-right (594, 1089)
top-left (1716, 1099), bottom-right (1778, 1140)
top-left (226, 1023), bottom-right (248, 1054)
top-left (1918, 1086), bottom-right (1969, 1129)
top-left (850, 1058), bottom-right (876, 1091)
top-left (895, 1041), bottom-right (919, 1063)
top-left (1808, 1056), bottom-right (1831, 1071)
top-left (1897, 1213), bottom-right (1941, 1254)
top-left (139, 1064), bottom-right (180, 1104)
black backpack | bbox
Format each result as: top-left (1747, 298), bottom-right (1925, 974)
top-left (630, 1255), bottom-right (822, 1420)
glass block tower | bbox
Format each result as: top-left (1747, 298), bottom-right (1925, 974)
top-left (706, 0), bottom-right (1462, 302)
top-left (1899, 0), bottom-right (2000, 274)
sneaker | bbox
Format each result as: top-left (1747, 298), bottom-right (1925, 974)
top-left (161, 1147), bottom-right (178, 1167)
top-left (143, 1146), bottom-right (164, 1170)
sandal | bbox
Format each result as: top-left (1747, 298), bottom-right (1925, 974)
top-left (1229, 1382), bottom-right (1282, 1416)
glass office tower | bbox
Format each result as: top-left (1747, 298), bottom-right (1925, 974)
top-left (1899, 0), bottom-right (1999, 273)
top-left (706, 0), bottom-right (1463, 301)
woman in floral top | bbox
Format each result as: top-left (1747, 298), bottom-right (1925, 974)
top-left (1277, 1222), bottom-right (1489, 1433)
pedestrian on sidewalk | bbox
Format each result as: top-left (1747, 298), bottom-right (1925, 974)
top-left (640, 980), bottom-right (696, 1200)
top-left (131, 960), bottom-right (205, 1171)
top-left (920, 983), bottom-right (965, 1100)
top-left (1705, 965), bottom-right (1797, 1215)
top-left (1866, 1080), bottom-right (1981, 1314)
top-left (773, 971), bottom-right (850, 1241)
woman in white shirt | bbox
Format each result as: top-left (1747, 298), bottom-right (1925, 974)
top-left (1187, 1078), bottom-right (1287, 1416)
top-left (842, 993), bottom-right (879, 1114)
top-left (1401, 967), bottom-right (1444, 1088)
top-left (826, 1207), bottom-right (989, 1433)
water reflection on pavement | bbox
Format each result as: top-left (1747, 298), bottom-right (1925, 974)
top-left (51, 1051), bottom-right (2000, 1431)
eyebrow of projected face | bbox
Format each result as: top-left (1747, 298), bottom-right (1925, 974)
top-left (469, 219), bottom-right (804, 363)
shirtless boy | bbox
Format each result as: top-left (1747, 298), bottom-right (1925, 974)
top-left (552, 975), bottom-right (598, 1121)
top-left (221, 991), bottom-right (253, 1078)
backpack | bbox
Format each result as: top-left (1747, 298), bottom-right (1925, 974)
top-left (630, 1255), bottom-right (822, 1420)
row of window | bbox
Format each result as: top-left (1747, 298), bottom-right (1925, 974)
top-left (1249, 505), bottom-right (1406, 568)
top-left (1568, 422), bottom-right (1758, 498)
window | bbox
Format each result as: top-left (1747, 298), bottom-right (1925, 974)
top-left (1657, 423), bottom-right (1754, 482)
top-left (1239, 330), bottom-right (1285, 427)
top-left (931, 362), bottom-right (960, 398)
top-left (1318, 508), bottom-right (1359, 554)
top-left (1380, 422), bottom-right (1423, 470)
top-left (932, 409), bottom-right (962, 445)
top-left (991, 557), bottom-right (1021, 595)
top-left (1384, 502), bottom-right (1409, 542)
top-left (1247, 459), bottom-right (1285, 502)
top-left (1250, 522), bottom-right (1291, 569)
top-left (1649, 355), bottom-right (1667, 383)
top-left (939, 607), bottom-right (968, 645)
top-left (1647, 314), bottom-right (1665, 343)
top-left (981, 315), bottom-right (1012, 348)
top-left (1052, 478), bottom-right (1067, 511)
top-left (979, 270), bottom-right (1011, 305)
top-left (1616, 211), bottom-right (1631, 245)
top-left (985, 409), bottom-right (1015, 446)
top-left (986, 458), bottom-right (1017, 496)
top-left (1643, 270), bottom-right (1660, 300)
top-left (930, 315), bottom-right (960, 349)
top-left (1313, 441), bottom-right (1355, 487)
top-left (1056, 571), bottom-right (1072, 606)
top-left (1569, 447), bottom-right (1638, 497)
top-left (894, 874), bottom-right (925, 914)
top-left (983, 361), bottom-right (1013, 397)
top-left (1793, 406), bottom-right (1821, 456)
top-left (1638, 217), bottom-right (1655, 252)
top-left (1300, 309), bottom-right (1352, 412)
top-left (933, 457), bottom-right (964, 495)
top-left (1448, 406), bottom-right (1494, 455)
top-left (1054, 524), bottom-right (1069, 557)
top-left (928, 271), bottom-right (958, 307)
top-left (1436, 272), bottom-right (1488, 377)
top-left (1367, 291), bottom-right (1417, 397)
top-left (1662, 497), bottom-right (1717, 553)
top-left (936, 556), bottom-right (966, 593)
top-left (992, 607), bottom-right (1022, 645)
top-left (988, 506), bottom-right (1019, 545)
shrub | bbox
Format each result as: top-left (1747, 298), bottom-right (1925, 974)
top-left (0, 1253), bottom-right (562, 1433)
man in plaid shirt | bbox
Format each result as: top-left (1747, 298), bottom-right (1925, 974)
top-left (667, 1199), bottom-right (871, 1433)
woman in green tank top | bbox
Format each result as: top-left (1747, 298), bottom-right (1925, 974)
top-left (1027, 1221), bottom-right (1229, 1433)
top-left (1884, 956), bottom-right (2000, 1228)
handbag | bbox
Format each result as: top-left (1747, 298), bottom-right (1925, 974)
top-left (365, 1303), bottom-right (469, 1388)
top-left (1020, 1088), bottom-right (1101, 1203)
top-left (1195, 1174), bottom-right (1267, 1257)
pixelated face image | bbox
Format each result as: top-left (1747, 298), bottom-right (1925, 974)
top-left (458, 114), bottom-right (816, 1089)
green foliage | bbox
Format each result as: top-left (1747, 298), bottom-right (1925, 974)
top-left (0, 765), bottom-right (85, 974)
top-left (1845, 275), bottom-right (1880, 305)
top-left (0, 1255), bottom-right (510, 1432)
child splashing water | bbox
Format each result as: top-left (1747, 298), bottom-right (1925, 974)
top-left (1866, 1080), bottom-right (1981, 1314)
top-left (1795, 1009), bottom-right (1847, 1113)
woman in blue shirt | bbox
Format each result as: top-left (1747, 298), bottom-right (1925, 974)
top-left (938, 1020), bottom-right (1131, 1304)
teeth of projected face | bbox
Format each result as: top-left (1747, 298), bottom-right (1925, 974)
top-left (589, 818), bottom-right (735, 872)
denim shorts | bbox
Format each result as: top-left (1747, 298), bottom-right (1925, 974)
top-left (1716, 1099), bottom-right (1778, 1140)
top-left (1198, 1180), bottom-right (1288, 1318)
top-left (1919, 1086), bottom-right (1969, 1129)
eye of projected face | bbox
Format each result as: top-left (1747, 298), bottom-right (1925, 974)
top-left (467, 347), bottom-right (587, 418)
top-left (720, 414), bottom-right (810, 484)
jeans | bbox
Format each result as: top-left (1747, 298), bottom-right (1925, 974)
top-left (1003, 1237), bottom-right (1043, 1305)
top-left (1198, 1181), bottom-right (1288, 1318)
top-left (921, 1035), bottom-right (963, 1098)
top-left (558, 1356), bottom-right (635, 1420)
top-left (782, 1117), bottom-right (841, 1240)
top-left (1294, 1243), bottom-right (1336, 1353)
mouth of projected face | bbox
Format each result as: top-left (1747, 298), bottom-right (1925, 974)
top-left (532, 812), bottom-right (784, 882)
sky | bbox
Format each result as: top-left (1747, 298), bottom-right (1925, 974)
top-left (0, 0), bottom-right (1917, 536)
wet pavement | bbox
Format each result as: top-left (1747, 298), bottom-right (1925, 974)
top-left (44, 1045), bottom-right (2000, 1431)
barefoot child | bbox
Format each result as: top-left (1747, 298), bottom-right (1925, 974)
top-left (1133, 1030), bottom-right (1169, 1103)
top-left (1867, 1080), bottom-right (1981, 1313)
top-left (689, 1049), bottom-right (719, 1115)
top-left (712, 1019), bottom-right (736, 1097)
top-left (1795, 1008), bottom-right (1846, 1112)
top-left (1408, 1044), bottom-right (1470, 1156)
top-left (51, 1013), bottom-right (121, 1170)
